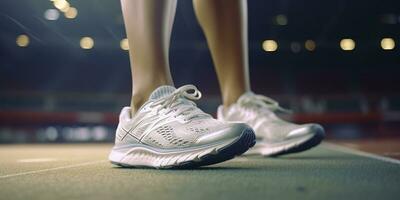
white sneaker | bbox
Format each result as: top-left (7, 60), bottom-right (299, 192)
top-left (109, 85), bottom-right (255, 168)
top-left (218, 92), bottom-right (324, 157)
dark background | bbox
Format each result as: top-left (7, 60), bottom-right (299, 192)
top-left (0, 0), bottom-right (399, 143)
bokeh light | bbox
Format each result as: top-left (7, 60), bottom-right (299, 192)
top-left (64, 7), bottom-right (78, 19)
top-left (53, 0), bottom-right (70, 11)
top-left (305, 40), bottom-right (316, 51)
top-left (340, 39), bottom-right (355, 51)
top-left (381, 38), bottom-right (395, 50)
top-left (262, 40), bottom-right (278, 52)
top-left (120, 38), bottom-right (129, 51)
top-left (44, 9), bottom-right (60, 21)
top-left (275, 14), bottom-right (288, 25)
top-left (80, 37), bottom-right (94, 49)
top-left (16, 34), bottom-right (29, 47)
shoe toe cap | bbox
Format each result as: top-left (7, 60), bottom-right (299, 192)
top-left (287, 123), bottom-right (325, 139)
top-left (195, 123), bottom-right (252, 146)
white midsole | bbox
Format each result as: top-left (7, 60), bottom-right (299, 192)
top-left (109, 136), bottom-right (238, 168)
top-left (244, 133), bottom-right (315, 156)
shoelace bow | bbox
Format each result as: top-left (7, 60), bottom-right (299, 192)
top-left (150, 85), bottom-right (210, 121)
top-left (239, 92), bottom-right (292, 114)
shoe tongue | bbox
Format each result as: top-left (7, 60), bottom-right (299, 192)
top-left (149, 85), bottom-right (176, 100)
top-left (238, 91), bottom-right (255, 103)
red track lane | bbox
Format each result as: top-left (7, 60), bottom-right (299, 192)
top-left (0, 110), bottom-right (384, 125)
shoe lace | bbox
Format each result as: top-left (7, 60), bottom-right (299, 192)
top-left (239, 92), bottom-right (292, 114)
top-left (150, 85), bottom-right (210, 121)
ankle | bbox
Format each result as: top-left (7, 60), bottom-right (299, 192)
top-left (130, 82), bottom-right (174, 115)
top-left (222, 90), bottom-right (246, 108)
top-left (130, 87), bottom-right (155, 114)
top-left (223, 99), bottom-right (236, 108)
top-left (130, 95), bottom-right (147, 115)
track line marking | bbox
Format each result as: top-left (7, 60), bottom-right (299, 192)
top-left (322, 143), bottom-right (400, 166)
top-left (17, 158), bottom-right (58, 163)
top-left (0, 160), bottom-right (107, 179)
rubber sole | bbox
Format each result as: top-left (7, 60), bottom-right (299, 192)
top-left (267, 131), bottom-right (324, 157)
top-left (109, 128), bottom-right (256, 169)
top-left (244, 126), bottom-right (325, 157)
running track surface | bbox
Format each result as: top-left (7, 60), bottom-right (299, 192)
top-left (1, 143), bottom-right (399, 200)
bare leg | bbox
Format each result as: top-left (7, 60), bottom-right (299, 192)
top-left (121, 0), bottom-right (177, 115)
top-left (193, 0), bottom-right (250, 107)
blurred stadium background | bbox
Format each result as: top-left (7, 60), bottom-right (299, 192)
top-left (0, 0), bottom-right (399, 147)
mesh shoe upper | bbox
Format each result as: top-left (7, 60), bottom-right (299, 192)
top-left (218, 92), bottom-right (320, 143)
top-left (141, 118), bottom-right (231, 148)
top-left (115, 85), bottom-right (239, 149)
